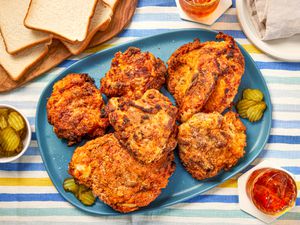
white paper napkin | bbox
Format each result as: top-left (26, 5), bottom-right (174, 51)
top-left (175, 0), bottom-right (232, 26)
top-left (247, 0), bottom-right (300, 40)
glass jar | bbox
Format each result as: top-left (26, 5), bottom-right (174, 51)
top-left (179, 0), bottom-right (220, 18)
top-left (246, 168), bottom-right (297, 215)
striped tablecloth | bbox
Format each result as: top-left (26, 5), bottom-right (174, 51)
top-left (0, 0), bottom-right (299, 224)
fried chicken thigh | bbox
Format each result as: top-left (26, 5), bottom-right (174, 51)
top-left (106, 89), bottom-right (178, 164)
top-left (100, 47), bottom-right (167, 99)
top-left (178, 111), bottom-right (246, 180)
top-left (203, 33), bottom-right (245, 113)
top-left (167, 33), bottom-right (245, 122)
top-left (47, 74), bottom-right (109, 145)
top-left (69, 134), bottom-right (175, 213)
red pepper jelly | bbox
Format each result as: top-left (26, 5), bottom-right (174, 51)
top-left (246, 168), bottom-right (297, 215)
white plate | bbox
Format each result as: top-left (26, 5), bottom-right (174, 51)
top-left (236, 0), bottom-right (300, 62)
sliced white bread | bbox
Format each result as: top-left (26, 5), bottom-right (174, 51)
top-left (103, 0), bottom-right (119, 11)
top-left (62, 0), bottom-right (115, 55)
top-left (0, 33), bottom-right (50, 81)
top-left (24, 0), bottom-right (98, 43)
top-left (0, 0), bottom-right (51, 54)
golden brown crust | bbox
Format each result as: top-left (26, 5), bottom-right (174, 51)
top-left (69, 133), bottom-right (176, 213)
top-left (167, 39), bottom-right (219, 122)
top-left (46, 73), bottom-right (109, 145)
top-left (100, 47), bottom-right (167, 99)
top-left (203, 33), bottom-right (245, 113)
top-left (106, 89), bottom-right (178, 164)
top-left (167, 33), bottom-right (245, 122)
top-left (178, 111), bottom-right (246, 180)
top-left (167, 38), bottom-right (202, 99)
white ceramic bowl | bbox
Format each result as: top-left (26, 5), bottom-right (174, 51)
top-left (0, 104), bottom-right (31, 163)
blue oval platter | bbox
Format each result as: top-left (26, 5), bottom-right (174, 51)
top-left (36, 29), bottom-right (272, 215)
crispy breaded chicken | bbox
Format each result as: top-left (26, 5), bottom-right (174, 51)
top-left (203, 33), bottom-right (245, 113)
top-left (47, 73), bottom-right (109, 146)
top-left (100, 47), bottom-right (167, 99)
top-left (106, 89), bottom-right (178, 164)
top-left (69, 134), bottom-right (175, 213)
top-left (167, 33), bottom-right (245, 122)
top-left (167, 38), bottom-right (219, 122)
top-left (178, 111), bottom-right (246, 180)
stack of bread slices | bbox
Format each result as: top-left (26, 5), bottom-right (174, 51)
top-left (0, 0), bottom-right (118, 81)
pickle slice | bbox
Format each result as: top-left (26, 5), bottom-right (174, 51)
top-left (63, 178), bottom-right (96, 206)
top-left (0, 108), bottom-right (8, 117)
top-left (247, 102), bottom-right (267, 122)
top-left (243, 89), bottom-right (264, 102)
top-left (0, 127), bottom-right (20, 151)
top-left (78, 185), bottom-right (96, 206)
top-left (236, 99), bottom-right (257, 118)
top-left (0, 116), bottom-right (8, 129)
top-left (63, 178), bottom-right (79, 194)
top-left (8, 112), bottom-right (25, 131)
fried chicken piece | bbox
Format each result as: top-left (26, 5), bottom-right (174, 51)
top-left (100, 47), bottom-right (167, 99)
top-left (106, 89), bottom-right (178, 164)
top-left (69, 134), bottom-right (175, 213)
top-left (167, 38), bottom-right (219, 122)
top-left (47, 73), bottom-right (109, 146)
top-left (203, 33), bottom-right (245, 113)
top-left (178, 111), bottom-right (246, 180)
top-left (167, 33), bottom-right (245, 122)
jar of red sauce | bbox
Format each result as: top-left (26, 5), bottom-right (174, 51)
top-left (179, 0), bottom-right (220, 19)
top-left (246, 168), bottom-right (297, 215)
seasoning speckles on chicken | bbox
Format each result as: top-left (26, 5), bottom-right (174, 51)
top-left (106, 89), bottom-right (178, 164)
top-left (100, 47), bottom-right (167, 99)
top-left (167, 33), bottom-right (245, 122)
top-left (178, 111), bottom-right (246, 180)
top-left (47, 73), bottom-right (109, 146)
top-left (69, 134), bottom-right (175, 213)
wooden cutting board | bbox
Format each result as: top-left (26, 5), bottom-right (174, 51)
top-left (0, 0), bottom-right (138, 93)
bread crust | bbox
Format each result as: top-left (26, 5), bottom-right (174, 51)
top-left (2, 35), bottom-right (51, 55)
top-left (24, 0), bottom-right (98, 43)
top-left (0, 0), bottom-right (51, 54)
top-left (62, 1), bottom-right (115, 55)
top-left (62, 18), bottom-right (111, 55)
top-left (0, 36), bottom-right (51, 81)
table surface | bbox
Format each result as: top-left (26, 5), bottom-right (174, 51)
top-left (0, 0), bottom-right (299, 224)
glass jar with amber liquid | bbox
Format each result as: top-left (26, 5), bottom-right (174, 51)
top-left (246, 168), bottom-right (297, 215)
top-left (179, 0), bottom-right (220, 19)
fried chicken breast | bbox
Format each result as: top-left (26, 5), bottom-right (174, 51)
top-left (203, 33), bottom-right (245, 113)
top-left (167, 33), bottom-right (245, 122)
top-left (47, 73), bottom-right (109, 146)
top-left (69, 134), bottom-right (175, 213)
top-left (178, 111), bottom-right (246, 180)
top-left (100, 47), bottom-right (167, 99)
top-left (106, 89), bottom-right (178, 164)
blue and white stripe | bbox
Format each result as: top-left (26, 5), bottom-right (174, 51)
top-left (0, 0), bottom-right (299, 224)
